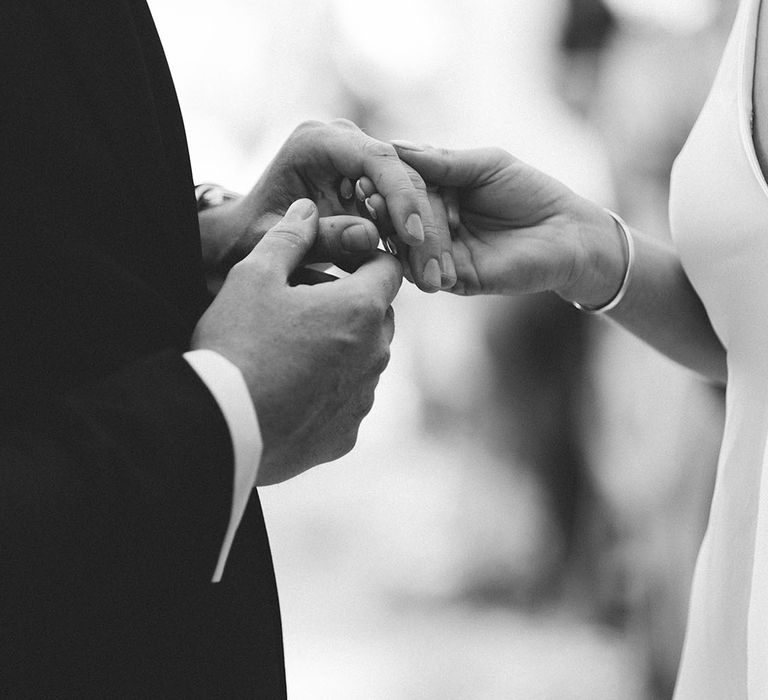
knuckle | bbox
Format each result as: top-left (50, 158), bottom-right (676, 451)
top-left (293, 119), bottom-right (324, 136)
top-left (371, 349), bottom-right (391, 376)
top-left (404, 165), bottom-right (427, 191)
top-left (487, 146), bottom-right (511, 167)
top-left (351, 385), bottom-right (377, 421)
top-left (329, 117), bottom-right (359, 132)
top-left (422, 218), bottom-right (442, 242)
top-left (265, 225), bottom-right (305, 248)
top-left (363, 139), bottom-right (398, 162)
top-left (337, 430), bottom-right (360, 457)
top-left (350, 293), bottom-right (386, 322)
top-left (229, 255), bottom-right (264, 280)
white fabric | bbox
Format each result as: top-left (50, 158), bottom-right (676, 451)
top-left (183, 349), bottom-right (262, 583)
top-left (670, 0), bottom-right (768, 695)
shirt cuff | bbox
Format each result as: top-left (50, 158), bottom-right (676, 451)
top-left (183, 349), bottom-right (262, 583)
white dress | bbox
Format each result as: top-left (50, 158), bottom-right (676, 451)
top-left (671, 0), bottom-right (768, 696)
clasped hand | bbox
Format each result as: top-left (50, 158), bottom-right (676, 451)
top-left (193, 119), bottom-right (626, 485)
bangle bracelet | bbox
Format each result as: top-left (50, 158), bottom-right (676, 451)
top-left (571, 208), bottom-right (635, 315)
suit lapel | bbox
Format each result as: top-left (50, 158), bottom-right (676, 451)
top-left (46, 0), bottom-right (173, 224)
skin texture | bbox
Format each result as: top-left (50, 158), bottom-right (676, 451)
top-left (198, 119), bottom-right (456, 294)
top-left (390, 143), bottom-right (726, 383)
top-left (192, 199), bottom-right (402, 485)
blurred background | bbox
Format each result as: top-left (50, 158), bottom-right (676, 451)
top-left (151, 1), bottom-right (735, 697)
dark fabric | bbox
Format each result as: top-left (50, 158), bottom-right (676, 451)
top-left (0, 1), bottom-right (286, 696)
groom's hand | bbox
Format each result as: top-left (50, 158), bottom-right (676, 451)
top-left (199, 119), bottom-right (455, 292)
top-left (192, 199), bottom-right (403, 485)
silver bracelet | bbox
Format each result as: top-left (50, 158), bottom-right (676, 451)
top-left (571, 208), bottom-right (635, 315)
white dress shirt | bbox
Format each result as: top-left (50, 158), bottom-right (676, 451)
top-left (183, 349), bottom-right (262, 583)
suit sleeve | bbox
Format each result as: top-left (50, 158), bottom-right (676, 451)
top-left (184, 349), bottom-right (263, 582)
top-left (1, 350), bottom-right (236, 590)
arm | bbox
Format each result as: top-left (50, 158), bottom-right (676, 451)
top-left (3, 201), bottom-right (400, 591)
top-left (392, 144), bottom-right (726, 384)
top-left (564, 205), bottom-right (726, 383)
top-left (2, 351), bottom-right (235, 588)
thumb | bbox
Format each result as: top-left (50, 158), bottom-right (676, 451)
top-left (304, 215), bottom-right (380, 268)
top-left (247, 198), bottom-right (319, 277)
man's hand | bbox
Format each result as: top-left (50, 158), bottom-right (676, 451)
top-left (191, 198), bottom-right (402, 485)
top-left (199, 119), bottom-right (456, 294)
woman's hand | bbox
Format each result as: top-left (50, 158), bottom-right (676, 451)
top-left (385, 143), bottom-right (626, 305)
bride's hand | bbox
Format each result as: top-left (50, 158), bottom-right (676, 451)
top-left (366, 143), bottom-right (626, 305)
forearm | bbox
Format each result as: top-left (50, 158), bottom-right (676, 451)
top-left (565, 206), bottom-right (726, 384)
top-left (608, 230), bottom-right (726, 384)
top-left (1, 351), bottom-right (234, 586)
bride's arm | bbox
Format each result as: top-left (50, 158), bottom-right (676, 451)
top-left (564, 206), bottom-right (726, 384)
top-left (390, 144), bottom-right (727, 384)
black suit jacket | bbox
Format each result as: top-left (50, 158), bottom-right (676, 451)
top-left (0, 1), bottom-right (286, 696)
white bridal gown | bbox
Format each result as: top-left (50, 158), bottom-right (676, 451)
top-left (671, 0), bottom-right (768, 695)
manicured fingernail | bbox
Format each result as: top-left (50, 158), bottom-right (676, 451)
top-left (405, 213), bottom-right (425, 243)
top-left (355, 179), bottom-right (366, 201)
top-left (423, 258), bottom-right (442, 290)
top-left (364, 197), bottom-right (378, 221)
top-left (341, 224), bottom-right (375, 252)
top-left (339, 178), bottom-right (354, 200)
top-left (391, 139), bottom-right (425, 152)
top-left (286, 199), bottom-right (316, 219)
top-left (441, 252), bottom-right (457, 288)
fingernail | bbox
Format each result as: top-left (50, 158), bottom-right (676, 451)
top-left (340, 178), bottom-right (354, 200)
top-left (423, 258), bottom-right (442, 290)
top-left (364, 197), bottom-right (378, 221)
top-left (391, 139), bottom-right (425, 152)
top-left (341, 225), bottom-right (375, 252)
top-left (355, 179), bottom-right (366, 202)
top-left (441, 252), bottom-right (457, 288)
top-left (406, 213), bottom-right (425, 243)
top-left (286, 199), bottom-right (316, 220)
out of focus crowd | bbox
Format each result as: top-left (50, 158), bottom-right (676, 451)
top-left (152, 1), bottom-right (736, 697)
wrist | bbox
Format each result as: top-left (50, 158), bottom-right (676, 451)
top-left (558, 206), bottom-right (629, 311)
top-left (196, 184), bottom-right (245, 291)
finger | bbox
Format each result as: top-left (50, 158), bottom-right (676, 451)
top-left (249, 198), bottom-right (318, 278)
top-left (308, 215), bottom-right (380, 262)
top-left (383, 305), bottom-right (395, 345)
top-left (427, 191), bottom-right (456, 284)
top-left (399, 164), bottom-right (456, 293)
top-left (391, 142), bottom-right (501, 188)
top-left (442, 187), bottom-right (461, 232)
top-left (337, 250), bottom-right (403, 307)
top-left (346, 178), bottom-right (401, 256)
top-left (338, 177), bottom-right (355, 202)
top-left (322, 123), bottom-right (426, 246)
top-left (364, 193), bottom-right (402, 256)
top-left (365, 192), bottom-right (386, 222)
top-left (356, 176), bottom-right (376, 201)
